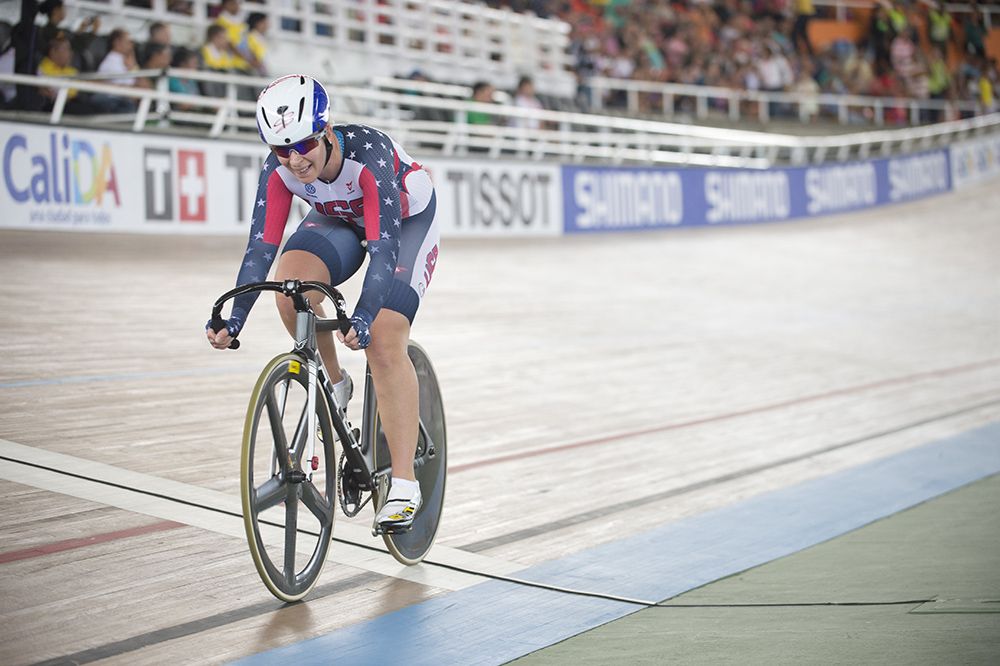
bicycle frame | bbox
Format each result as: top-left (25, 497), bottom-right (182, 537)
top-left (211, 279), bottom-right (388, 493)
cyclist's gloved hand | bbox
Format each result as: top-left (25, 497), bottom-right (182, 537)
top-left (350, 312), bottom-right (372, 349)
top-left (340, 310), bottom-right (372, 350)
top-left (205, 313), bottom-right (245, 350)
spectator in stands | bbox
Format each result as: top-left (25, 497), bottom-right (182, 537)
top-left (166, 47), bottom-right (208, 116)
top-left (963, 8), bottom-right (987, 59)
top-left (909, 53), bottom-right (932, 119)
top-left (201, 24), bottom-right (237, 73)
top-left (924, 1), bottom-right (954, 57)
top-left (867, 3), bottom-right (894, 74)
top-left (143, 42), bottom-right (171, 69)
top-left (881, 72), bottom-right (909, 124)
top-left (140, 22), bottom-right (172, 66)
top-left (168, 47), bottom-right (201, 98)
top-left (246, 12), bottom-right (269, 76)
top-left (978, 58), bottom-right (996, 111)
top-left (926, 47), bottom-right (952, 121)
top-left (842, 45), bottom-right (875, 95)
top-left (885, 0), bottom-right (909, 37)
top-left (95, 28), bottom-right (140, 111)
top-left (510, 75), bottom-right (544, 129)
top-left (215, 0), bottom-right (252, 72)
top-left (890, 27), bottom-right (918, 83)
top-left (791, 60), bottom-right (821, 120)
top-left (467, 80), bottom-right (496, 125)
top-left (791, 0), bottom-right (816, 57)
top-left (36, 33), bottom-right (81, 110)
top-left (757, 42), bottom-right (793, 116)
top-left (138, 43), bottom-right (172, 89)
top-left (37, 0), bottom-right (100, 55)
top-left (37, 0), bottom-right (101, 69)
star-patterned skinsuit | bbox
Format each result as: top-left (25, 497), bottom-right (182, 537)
top-left (224, 124), bottom-right (437, 347)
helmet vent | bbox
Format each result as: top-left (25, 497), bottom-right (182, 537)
top-left (297, 96), bottom-right (305, 122)
top-left (260, 108), bottom-right (272, 128)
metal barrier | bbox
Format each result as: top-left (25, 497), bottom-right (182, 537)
top-left (585, 77), bottom-right (985, 127)
top-left (3, 70), bottom-right (999, 169)
top-left (66, 0), bottom-right (574, 94)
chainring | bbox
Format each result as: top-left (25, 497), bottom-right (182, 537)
top-left (337, 449), bottom-right (370, 518)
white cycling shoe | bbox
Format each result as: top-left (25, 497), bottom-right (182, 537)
top-left (328, 369), bottom-right (353, 413)
top-left (375, 485), bottom-right (422, 532)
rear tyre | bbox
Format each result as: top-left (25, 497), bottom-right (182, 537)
top-left (372, 341), bottom-right (447, 565)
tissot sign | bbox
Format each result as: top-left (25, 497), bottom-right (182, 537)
top-left (424, 159), bottom-right (562, 236)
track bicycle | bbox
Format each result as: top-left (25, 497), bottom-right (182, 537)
top-left (210, 279), bottom-right (447, 602)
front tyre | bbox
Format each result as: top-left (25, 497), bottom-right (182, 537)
top-left (241, 353), bottom-right (337, 602)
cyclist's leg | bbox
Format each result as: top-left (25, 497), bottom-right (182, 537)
top-left (369, 194), bottom-right (440, 484)
top-left (367, 310), bottom-right (419, 480)
top-left (276, 214), bottom-right (365, 378)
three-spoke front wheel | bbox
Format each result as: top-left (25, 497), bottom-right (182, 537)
top-left (240, 354), bottom-right (336, 602)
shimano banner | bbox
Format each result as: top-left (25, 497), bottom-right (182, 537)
top-left (562, 149), bottom-right (951, 233)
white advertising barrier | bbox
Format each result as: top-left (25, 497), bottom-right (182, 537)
top-left (0, 121), bottom-right (308, 234)
top-left (3, 119), bottom-right (994, 237)
top-left (949, 133), bottom-right (1000, 190)
top-left (420, 158), bottom-right (562, 237)
top-left (0, 121), bottom-right (562, 237)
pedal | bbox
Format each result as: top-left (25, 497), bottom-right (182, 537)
top-left (372, 521), bottom-right (414, 536)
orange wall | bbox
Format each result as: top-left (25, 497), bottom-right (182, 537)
top-left (988, 29), bottom-right (1000, 59)
top-left (808, 19), bottom-right (862, 51)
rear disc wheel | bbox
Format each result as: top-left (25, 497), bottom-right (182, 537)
top-left (373, 341), bottom-right (447, 565)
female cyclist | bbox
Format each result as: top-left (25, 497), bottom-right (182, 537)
top-left (206, 74), bottom-right (439, 531)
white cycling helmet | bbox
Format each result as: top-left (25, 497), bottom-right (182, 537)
top-left (255, 74), bottom-right (331, 146)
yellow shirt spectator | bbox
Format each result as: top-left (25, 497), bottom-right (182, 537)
top-left (201, 44), bottom-right (237, 70)
top-left (38, 55), bottom-right (78, 99)
top-left (248, 31), bottom-right (266, 67)
top-left (202, 25), bottom-right (238, 71)
top-left (215, 10), bottom-right (250, 70)
top-left (980, 75), bottom-right (994, 109)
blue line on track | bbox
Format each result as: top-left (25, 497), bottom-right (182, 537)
top-left (0, 366), bottom-right (259, 388)
top-left (232, 422), bottom-right (1000, 666)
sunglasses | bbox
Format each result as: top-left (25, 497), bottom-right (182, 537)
top-left (270, 133), bottom-right (325, 159)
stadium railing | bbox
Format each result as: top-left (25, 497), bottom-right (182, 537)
top-left (67, 0), bottom-right (575, 94)
top-left (585, 76), bottom-right (985, 126)
top-left (4, 69), bottom-right (998, 169)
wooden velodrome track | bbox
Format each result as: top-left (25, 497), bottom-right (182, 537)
top-left (2, 179), bottom-right (999, 664)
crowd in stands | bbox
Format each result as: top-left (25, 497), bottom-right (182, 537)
top-left (483, 0), bottom-right (998, 121)
top-left (0, 0), bottom-right (269, 113)
top-left (2, 0), bottom-right (996, 124)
